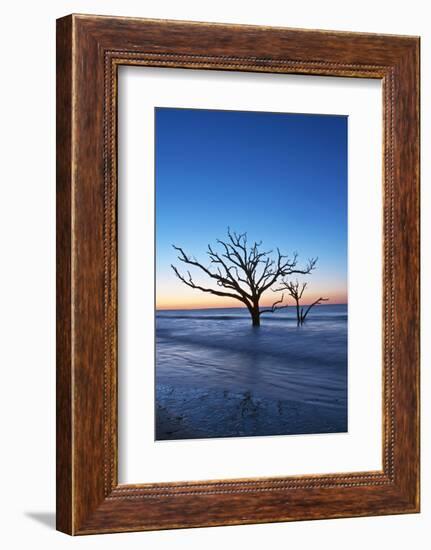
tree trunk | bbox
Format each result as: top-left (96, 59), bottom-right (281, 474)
top-left (295, 300), bottom-right (301, 326)
top-left (250, 305), bottom-right (261, 327)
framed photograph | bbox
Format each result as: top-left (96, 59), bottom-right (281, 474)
top-left (56, 14), bottom-right (420, 534)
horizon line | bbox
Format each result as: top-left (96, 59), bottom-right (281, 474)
top-left (156, 303), bottom-right (347, 311)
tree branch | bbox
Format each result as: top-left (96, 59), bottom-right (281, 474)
top-left (301, 297), bottom-right (329, 322)
top-left (259, 294), bottom-right (288, 315)
top-left (171, 264), bottom-right (245, 302)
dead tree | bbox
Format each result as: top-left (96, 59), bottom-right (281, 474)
top-left (276, 280), bottom-right (328, 326)
top-left (171, 228), bottom-right (317, 327)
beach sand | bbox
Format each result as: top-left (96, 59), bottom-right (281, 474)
top-left (156, 383), bottom-right (347, 440)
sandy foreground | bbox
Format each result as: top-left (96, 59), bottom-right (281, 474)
top-left (156, 383), bottom-right (347, 441)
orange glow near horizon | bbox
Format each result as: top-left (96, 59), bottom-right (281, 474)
top-left (156, 289), bottom-right (347, 310)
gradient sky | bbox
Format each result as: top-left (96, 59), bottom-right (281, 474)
top-left (155, 107), bottom-right (347, 309)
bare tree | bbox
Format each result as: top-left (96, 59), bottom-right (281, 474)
top-left (276, 280), bottom-right (328, 326)
top-left (171, 228), bottom-right (317, 327)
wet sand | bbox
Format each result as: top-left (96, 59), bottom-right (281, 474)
top-left (156, 383), bottom-right (347, 440)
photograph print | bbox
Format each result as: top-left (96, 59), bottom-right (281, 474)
top-left (155, 107), bottom-right (348, 441)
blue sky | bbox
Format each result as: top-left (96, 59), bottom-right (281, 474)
top-left (155, 107), bottom-right (347, 308)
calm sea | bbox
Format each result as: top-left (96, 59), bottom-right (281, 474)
top-left (156, 304), bottom-right (347, 410)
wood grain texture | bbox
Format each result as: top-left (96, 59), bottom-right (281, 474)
top-left (56, 15), bottom-right (73, 535)
top-left (56, 14), bottom-right (420, 535)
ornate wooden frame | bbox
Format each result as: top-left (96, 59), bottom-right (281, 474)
top-left (56, 14), bottom-right (420, 535)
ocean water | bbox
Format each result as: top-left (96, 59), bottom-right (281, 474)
top-left (155, 304), bottom-right (347, 440)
